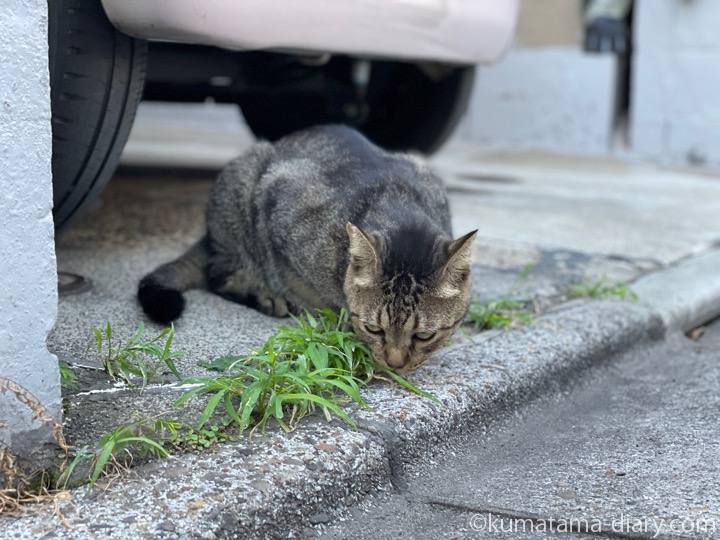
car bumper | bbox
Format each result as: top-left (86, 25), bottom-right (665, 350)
top-left (101, 0), bottom-right (519, 64)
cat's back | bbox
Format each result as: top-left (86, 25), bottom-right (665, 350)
top-left (274, 124), bottom-right (433, 187)
top-left (213, 125), bottom-right (452, 309)
top-left (262, 125), bottom-right (450, 229)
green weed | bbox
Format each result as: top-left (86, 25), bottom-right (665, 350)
top-left (567, 276), bottom-right (638, 301)
top-left (169, 423), bottom-right (238, 453)
top-left (60, 416), bottom-right (180, 490)
top-left (467, 298), bottom-right (534, 330)
top-left (58, 416), bottom-right (241, 489)
top-left (90, 322), bottom-right (184, 390)
top-left (178, 308), bottom-right (438, 435)
top-left (468, 264), bottom-right (534, 330)
top-left (58, 361), bottom-right (78, 390)
top-left (62, 311), bottom-right (440, 489)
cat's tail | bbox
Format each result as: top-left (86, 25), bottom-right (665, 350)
top-left (137, 237), bottom-right (210, 323)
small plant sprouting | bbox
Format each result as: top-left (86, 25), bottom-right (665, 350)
top-left (58, 311), bottom-right (440, 489)
top-left (468, 264), bottom-right (534, 331)
top-left (178, 308), bottom-right (438, 436)
top-left (567, 276), bottom-right (638, 301)
top-left (467, 298), bottom-right (534, 330)
top-left (9, 314), bottom-right (444, 495)
top-left (58, 361), bottom-right (78, 390)
top-left (58, 416), bottom-right (245, 490)
top-left (59, 416), bottom-right (181, 490)
top-left (90, 322), bottom-right (185, 390)
top-left (169, 423), bottom-right (238, 453)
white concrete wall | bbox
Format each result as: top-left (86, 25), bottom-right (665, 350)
top-left (453, 47), bottom-right (618, 155)
top-left (0, 1), bottom-right (60, 459)
top-left (452, 0), bottom-right (620, 156)
top-left (452, 0), bottom-right (720, 172)
top-left (630, 0), bottom-right (720, 169)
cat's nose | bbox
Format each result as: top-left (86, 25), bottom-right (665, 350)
top-left (386, 346), bottom-right (411, 369)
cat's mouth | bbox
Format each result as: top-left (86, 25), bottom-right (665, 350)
top-left (376, 353), bottom-right (428, 373)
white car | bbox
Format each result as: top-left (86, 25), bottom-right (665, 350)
top-left (49, 0), bottom-right (518, 229)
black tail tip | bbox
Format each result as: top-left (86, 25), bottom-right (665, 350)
top-left (138, 277), bottom-right (185, 324)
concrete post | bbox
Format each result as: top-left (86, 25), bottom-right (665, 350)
top-left (451, 0), bottom-right (618, 156)
top-left (631, 0), bottom-right (720, 169)
top-left (0, 0), bottom-right (61, 477)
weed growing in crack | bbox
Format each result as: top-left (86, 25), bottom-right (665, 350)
top-left (178, 308), bottom-right (438, 435)
top-left (567, 276), bottom-right (638, 301)
top-left (59, 416), bottom-right (180, 490)
top-left (467, 298), bottom-right (534, 330)
top-left (89, 322), bottom-right (184, 390)
top-left (55, 311), bottom-right (439, 491)
top-left (169, 423), bottom-right (238, 452)
top-left (468, 264), bottom-right (535, 330)
top-left (58, 361), bottom-right (78, 390)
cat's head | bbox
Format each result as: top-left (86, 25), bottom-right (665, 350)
top-left (343, 222), bottom-right (477, 372)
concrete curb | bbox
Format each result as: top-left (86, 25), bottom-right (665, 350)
top-left (5, 251), bottom-right (720, 539)
top-left (632, 247), bottom-right (720, 333)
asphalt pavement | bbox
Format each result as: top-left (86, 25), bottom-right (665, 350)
top-left (3, 103), bottom-right (720, 539)
top-left (320, 319), bottom-right (720, 540)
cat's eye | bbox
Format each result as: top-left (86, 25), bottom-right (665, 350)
top-left (364, 323), bottom-right (384, 334)
top-left (414, 331), bottom-right (436, 341)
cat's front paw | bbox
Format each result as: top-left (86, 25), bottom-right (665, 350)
top-left (257, 294), bottom-right (291, 318)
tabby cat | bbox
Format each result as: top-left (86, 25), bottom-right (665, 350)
top-left (138, 125), bottom-right (476, 371)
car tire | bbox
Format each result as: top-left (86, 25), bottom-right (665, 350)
top-left (48, 0), bottom-right (147, 231)
top-left (360, 64), bottom-right (475, 154)
top-left (237, 59), bottom-right (474, 155)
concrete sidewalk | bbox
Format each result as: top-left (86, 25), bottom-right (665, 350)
top-left (4, 104), bottom-right (720, 538)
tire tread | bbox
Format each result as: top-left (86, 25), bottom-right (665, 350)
top-left (50, 0), bottom-right (147, 230)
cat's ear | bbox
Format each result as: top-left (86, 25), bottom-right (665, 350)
top-left (437, 230), bottom-right (477, 298)
top-left (446, 229), bottom-right (478, 272)
top-left (346, 222), bottom-right (379, 267)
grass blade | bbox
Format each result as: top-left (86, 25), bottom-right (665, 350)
top-left (281, 393), bottom-right (357, 428)
top-left (117, 436), bottom-right (169, 458)
top-left (89, 439), bottom-right (116, 489)
top-left (174, 384), bottom-right (209, 407)
top-left (198, 389), bottom-right (227, 429)
top-left (238, 385), bottom-right (262, 432)
top-left (223, 391), bottom-right (243, 425)
top-left (319, 378), bottom-right (368, 408)
top-left (379, 367), bottom-right (442, 405)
